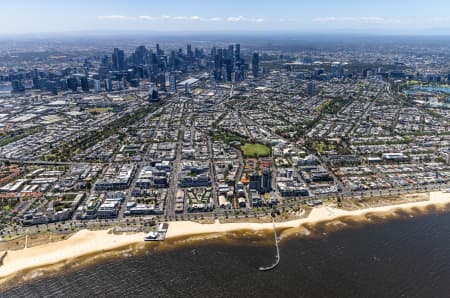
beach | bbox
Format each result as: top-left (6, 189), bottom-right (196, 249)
top-left (1, 191), bottom-right (450, 286)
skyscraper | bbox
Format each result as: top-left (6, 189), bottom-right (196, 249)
top-left (214, 49), bottom-right (223, 81)
top-left (252, 52), bottom-right (259, 78)
top-left (112, 48), bottom-right (125, 71)
top-left (11, 80), bottom-right (25, 92)
top-left (149, 86), bottom-right (159, 102)
top-left (158, 74), bottom-right (166, 92)
top-left (226, 62), bottom-right (233, 82)
top-left (58, 79), bottom-right (68, 91)
top-left (228, 45), bottom-right (234, 61)
top-left (67, 77), bottom-right (78, 92)
top-left (104, 79), bottom-right (112, 91)
top-left (156, 44), bottom-right (164, 56)
top-left (93, 80), bottom-right (101, 92)
top-left (169, 73), bottom-right (177, 93)
top-left (210, 73), bottom-right (217, 91)
top-left (32, 77), bottom-right (40, 90)
top-left (187, 44), bottom-right (193, 59)
top-left (235, 44), bottom-right (240, 62)
top-left (80, 77), bottom-right (89, 92)
top-left (261, 169), bottom-right (272, 193)
top-left (185, 82), bottom-right (191, 95)
top-left (307, 81), bottom-right (315, 97)
top-left (134, 45), bottom-right (148, 65)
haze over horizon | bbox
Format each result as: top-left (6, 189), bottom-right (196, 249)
top-left (3, 0), bottom-right (450, 36)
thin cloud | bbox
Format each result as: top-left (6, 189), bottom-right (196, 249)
top-left (138, 16), bottom-right (161, 21)
top-left (97, 15), bottom-right (136, 20)
top-left (312, 16), bottom-right (389, 24)
top-left (226, 16), bottom-right (264, 23)
top-left (172, 16), bottom-right (202, 21)
top-left (430, 17), bottom-right (450, 24)
top-left (209, 17), bottom-right (224, 22)
top-left (279, 18), bottom-right (301, 22)
top-left (98, 15), bottom-right (264, 23)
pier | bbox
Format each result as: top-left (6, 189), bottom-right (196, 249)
top-left (259, 219), bottom-right (280, 271)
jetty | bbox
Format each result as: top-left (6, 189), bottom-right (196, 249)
top-left (259, 219), bottom-right (280, 271)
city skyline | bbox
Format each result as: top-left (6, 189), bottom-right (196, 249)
top-left (3, 0), bottom-right (450, 35)
top-left (3, 2), bottom-right (450, 296)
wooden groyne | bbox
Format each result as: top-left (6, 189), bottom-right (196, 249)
top-left (0, 251), bottom-right (8, 267)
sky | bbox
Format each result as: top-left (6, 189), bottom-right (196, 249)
top-left (2, 0), bottom-right (450, 35)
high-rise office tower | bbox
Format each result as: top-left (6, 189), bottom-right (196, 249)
top-left (211, 46), bottom-right (217, 58)
top-left (210, 73), bottom-right (217, 91)
top-left (215, 49), bottom-right (223, 68)
top-left (101, 55), bottom-right (109, 68)
top-left (80, 77), bottom-right (89, 92)
top-left (169, 50), bottom-right (176, 68)
top-left (59, 79), bottom-right (68, 91)
top-left (252, 52), bottom-right (259, 78)
top-left (93, 80), bottom-right (101, 92)
top-left (169, 73), bottom-right (177, 93)
top-left (307, 81), bottom-right (315, 97)
top-left (32, 68), bottom-right (39, 79)
top-left (228, 45), bottom-right (234, 61)
top-left (134, 45), bottom-right (148, 65)
top-left (104, 79), bottom-right (112, 91)
top-left (185, 82), bottom-right (191, 95)
top-left (261, 169), bottom-right (272, 193)
top-left (214, 49), bottom-right (224, 81)
top-left (235, 44), bottom-right (240, 62)
top-left (187, 44), bottom-right (193, 59)
top-left (194, 47), bottom-right (201, 58)
top-left (112, 48), bottom-right (125, 71)
top-left (11, 80), bottom-right (25, 92)
top-left (165, 72), bottom-right (170, 88)
top-left (67, 77), bottom-right (78, 92)
top-left (249, 173), bottom-right (262, 192)
top-left (226, 62), bottom-right (233, 82)
top-left (156, 44), bottom-right (162, 56)
top-left (158, 74), bottom-right (166, 91)
top-left (32, 77), bottom-right (40, 89)
top-left (149, 86), bottom-right (159, 101)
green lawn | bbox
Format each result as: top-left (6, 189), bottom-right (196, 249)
top-left (211, 130), bottom-right (247, 144)
top-left (241, 143), bottom-right (271, 157)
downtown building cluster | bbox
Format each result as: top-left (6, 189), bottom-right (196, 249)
top-left (2, 43), bottom-right (260, 98)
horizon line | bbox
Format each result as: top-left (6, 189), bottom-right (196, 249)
top-left (2, 29), bottom-right (450, 38)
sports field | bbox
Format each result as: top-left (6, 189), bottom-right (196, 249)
top-left (241, 143), bottom-right (271, 157)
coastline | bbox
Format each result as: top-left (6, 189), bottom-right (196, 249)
top-left (1, 191), bottom-right (450, 287)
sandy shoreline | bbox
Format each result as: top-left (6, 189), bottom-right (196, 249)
top-left (1, 191), bottom-right (450, 285)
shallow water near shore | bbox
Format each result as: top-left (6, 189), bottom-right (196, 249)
top-left (3, 207), bottom-right (450, 297)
